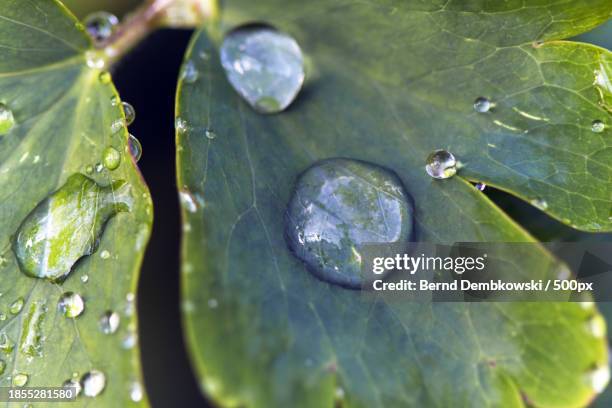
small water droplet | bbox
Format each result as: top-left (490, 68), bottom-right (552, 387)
top-left (220, 25), bottom-right (305, 113)
top-left (207, 298), bottom-right (218, 309)
top-left (530, 198), bottom-right (548, 210)
top-left (111, 118), bottom-right (125, 134)
top-left (473, 97), bottom-right (492, 113)
top-left (587, 315), bottom-right (606, 338)
top-left (425, 150), bottom-right (457, 179)
top-left (81, 274), bottom-right (89, 283)
top-left (82, 370), bottom-right (106, 397)
top-left (591, 120), bottom-right (605, 133)
top-left (12, 174), bottom-right (132, 282)
top-left (63, 378), bottom-right (82, 396)
top-left (99, 311), bottom-right (120, 334)
top-left (0, 103), bottom-right (16, 135)
top-left (85, 165), bottom-right (94, 174)
top-left (95, 162), bottom-right (104, 172)
top-left (179, 190), bottom-right (198, 213)
top-left (175, 117), bottom-right (188, 133)
top-left (12, 373), bottom-right (28, 387)
top-left (110, 95), bottom-right (119, 106)
top-left (0, 313), bottom-right (6, 321)
top-left (181, 60), bottom-right (199, 83)
top-left (85, 51), bottom-right (105, 69)
top-left (102, 147), bottom-right (121, 170)
top-left (205, 129), bottom-right (217, 139)
top-left (98, 71), bottom-right (111, 84)
top-left (335, 387), bottom-right (345, 399)
top-left (128, 134), bottom-right (142, 162)
top-left (100, 250), bottom-right (110, 260)
top-left (286, 159), bottom-right (414, 289)
top-left (9, 298), bottom-right (24, 314)
top-left (475, 183), bottom-right (486, 191)
top-left (58, 292), bottom-right (84, 318)
top-left (129, 381), bottom-right (143, 402)
top-left (121, 329), bottom-right (137, 349)
top-left (84, 11), bottom-right (118, 42)
top-left (587, 365), bottom-right (610, 394)
top-left (122, 102), bottom-right (136, 126)
top-left (0, 334), bottom-right (13, 353)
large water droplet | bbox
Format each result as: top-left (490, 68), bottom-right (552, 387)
top-left (84, 11), bottom-right (118, 42)
top-left (220, 25), bottom-right (305, 113)
top-left (0, 103), bottom-right (15, 135)
top-left (473, 97), bottom-right (492, 113)
top-left (128, 134), bottom-right (142, 162)
top-left (103, 147), bottom-right (121, 170)
top-left (12, 174), bottom-right (132, 282)
top-left (285, 159), bottom-right (414, 289)
top-left (99, 311), bottom-right (120, 334)
top-left (12, 373), bottom-right (28, 387)
top-left (592, 120), bottom-right (605, 133)
top-left (82, 370), bottom-right (106, 397)
top-left (122, 102), bottom-right (136, 126)
top-left (425, 150), bottom-right (457, 179)
top-left (19, 302), bottom-right (46, 357)
top-left (58, 292), bottom-right (84, 318)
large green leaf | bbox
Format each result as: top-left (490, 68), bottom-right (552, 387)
top-left (177, 0), bottom-right (612, 407)
top-left (0, 1), bottom-right (150, 405)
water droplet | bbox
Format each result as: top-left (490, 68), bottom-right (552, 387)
top-left (99, 311), bottom-right (120, 334)
top-left (129, 381), bottom-right (143, 402)
top-left (58, 292), bottom-right (84, 318)
top-left (531, 198), bottom-right (548, 210)
top-left (102, 147), bottom-right (121, 170)
top-left (110, 95), bottom-right (119, 106)
top-left (181, 60), bottom-right (199, 83)
top-left (285, 159), bottom-right (414, 289)
top-left (425, 150), bottom-right (457, 179)
top-left (95, 162), bottom-right (104, 173)
top-left (0, 360), bottom-right (5, 375)
top-left (19, 302), bottom-right (46, 357)
top-left (81, 370), bottom-right (106, 397)
top-left (85, 51), bottom-right (105, 69)
top-left (12, 174), bottom-right (132, 282)
top-left (128, 134), bottom-right (142, 162)
top-left (111, 118), bottom-right (125, 134)
top-left (0, 334), bottom-right (14, 353)
top-left (205, 129), bottom-right (216, 139)
top-left (84, 11), bottom-right (118, 42)
top-left (81, 274), bottom-right (89, 283)
top-left (63, 378), bottom-right (82, 396)
top-left (120, 102), bottom-right (136, 126)
top-left (85, 165), bottom-right (94, 174)
top-left (98, 71), bottom-right (111, 84)
top-left (473, 97), bottom-right (492, 113)
top-left (207, 298), bottom-right (218, 309)
top-left (121, 329), bottom-right (137, 349)
top-left (475, 183), bottom-right (486, 191)
top-left (179, 190), bottom-right (198, 213)
top-left (588, 365), bottom-right (610, 394)
top-left (592, 120), bottom-right (605, 133)
top-left (220, 25), bottom-right (305, 113)
top-left (9, 298), bottom-right (24, 314)
top-left (175, 117), bottom-right (188, 133)
top-left (0, 313), bottom-right (6, 321)
top-left (0, 103), bottom-right (16, 135)
top-left (588, 315), bottom-right (606, 338)
top-left (12, 373), bottom-right (28, 387)
top-left (99, 250), bottom-right (110, 260)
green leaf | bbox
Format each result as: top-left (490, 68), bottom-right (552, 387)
top-left (0, 1), bottom-right (150, 405)
top-left (177, 0), bottom-right (612, 407)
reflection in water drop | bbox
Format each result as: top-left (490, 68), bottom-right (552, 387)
top-left (220, 25), bottom-right (305, 113)
top-left (12, 174), bottom-right (132, 282)
top-left (58, 292), bottom-right (85, 318)
top-left (285, 159), bottom-right (413, 289)
top-left (128, 134), bottom-right (142, 162)
top-left (0, 103), bottom-right (15, 135)
top-left (82, 370), bottom-right (106, 397)
top-left (84, 11), bottom-right (118, 42)
top-left (425, 150), bottom-right (457, 179)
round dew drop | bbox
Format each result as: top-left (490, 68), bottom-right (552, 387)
top-left (220, 24), bottom-right (305, 114)
top-left (425, 149), bottom-right (457, 179)
top-left (129, 381), bottom-right (144, 402)
top-left (122, 102), bottom-right (136, 126)
top-left (98, 71), bottom-right (111, 84)
top-left (82, 370), bottom-right (106, 397)
top-left (99, 311), bottom-right (120, 334)
top-left (12, 373), bottom-right (28, 387)
top-left (285, 158), bottom-right (414, 289)
top-left (9, 298), bottom-right (24, 315)
top-left (128, 134), bottom-right (142, 162)
top-left (102, 147), bottom-right (121, 170)
top-left (473, 97), bottom-right (492, 113)
top-left (83, 11), bottom-right (118, 43)
top-left (591, 120), bottom-right (605, 133)
top-left (58, 292), bottom-right (85, 318)
top-left (0, 103), bottom-right (16, 135)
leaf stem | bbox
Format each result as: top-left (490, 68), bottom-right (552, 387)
top-left (99, 0), bottom-right (177, 66)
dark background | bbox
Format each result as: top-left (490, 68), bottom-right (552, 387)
top-left (72, 4), bottom-right (611, 406)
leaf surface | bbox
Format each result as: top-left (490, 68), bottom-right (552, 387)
top-left (177, 1), bottom-right (612, 407)
top-left (0, 1), bottom-right (151, 405)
